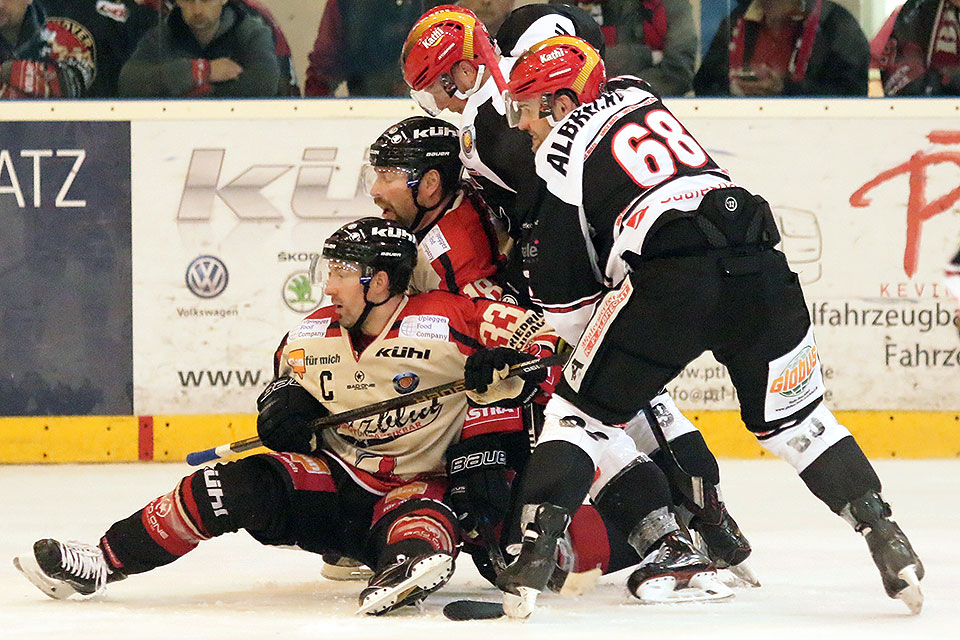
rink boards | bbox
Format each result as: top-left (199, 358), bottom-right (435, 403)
top-left (0, 98), bottom-right (958, 462)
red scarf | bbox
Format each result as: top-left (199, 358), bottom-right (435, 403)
top-left (596, 0), bottom-right (668, 51)
top-left (729, 0), bottom-right (823, 83)
top-left (927, 1), bottom-right (960, 71)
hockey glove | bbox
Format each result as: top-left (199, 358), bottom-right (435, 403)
top-left (256, 377), bottom-right (328, 454)
top-left (446, 433), bottom-right (512, 544)
top-left (464, 347), bottom-right (546, 407)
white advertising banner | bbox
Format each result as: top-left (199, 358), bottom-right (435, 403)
top-left (131, 107), bottom-right (960, 414)
top-left (131, 117), bottom-right (398, 413)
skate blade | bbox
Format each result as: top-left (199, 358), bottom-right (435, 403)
top-left (13, 555), bottom-right (78, 600)
top-left (558, 567), bottom-right (602, 597)
top-left (321, 562), bottom-right (374, 582)
top-left (633, 571), bottom-right (735, 604)
top-left (355, 554), bottom-right (453, 616)
top-left (895, 565), bottom-right (923, 615)
top-left (722, 560), bottom-right (761, 588)
top-left (503, 586), bottom-right (539, 619)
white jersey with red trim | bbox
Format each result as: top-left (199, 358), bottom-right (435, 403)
top-left (275, 291), bottom-right (558, 485)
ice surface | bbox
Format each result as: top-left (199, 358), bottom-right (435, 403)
top-left (1, 459), bottom-right (955, 640)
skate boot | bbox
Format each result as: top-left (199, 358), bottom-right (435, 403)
top-left (355, 552), bottom-right (454, 616)
top-left (496, 503), bottom-right (571, 619)
top-left (680, 482), bottom-right (759, 587)
top-left (627, 509), bottom-right (733, 604)
top-left (842, 491), bottom-right (924, 614)
top-left (545, 530), bottom-right (602, 597)
top-left (14, 538), bottom-right (125, 600)
top-left (321, 553), bottom-right (374, 581)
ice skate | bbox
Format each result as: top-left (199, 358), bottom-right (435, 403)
top-left (627, 531), bottom-right (734, 604)
top-left (843, 492), bottom-right (924, 614)
top-left (546, 532), bottom-right (602, 596)
top-left (355, 552), bottom-right (453, 616)
top-left (14, 538), bottom-right (124, 600)
top-left (690, 508), bottom-right (760, 588)
top-left (321, 553), bottom-right (374, 581)
top-left (497, 503), bottom-right (572, 619)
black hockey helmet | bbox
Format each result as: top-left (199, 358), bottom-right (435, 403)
top-left (367, 116), bottom-right (462, 196)
top-left (322, 217), bottom-right (418, 296)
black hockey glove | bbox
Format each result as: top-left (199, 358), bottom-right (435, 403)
top-left (256, 377), bottom-right (329, 454)
top-left (463, 347), bottom-right (546, 408)
top-left (446, 433), bottom-right (512, 544)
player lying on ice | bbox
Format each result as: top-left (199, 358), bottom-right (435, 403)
top-left (14, 218), bottom-right (561, 615)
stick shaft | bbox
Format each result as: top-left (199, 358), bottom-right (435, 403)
top-left (186, 353), bottom-right (567, 466)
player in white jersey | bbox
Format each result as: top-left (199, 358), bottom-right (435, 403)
top-left (491, 35), bottom-right (924, 615)
top-left (402, 4), bottom-right (756, 580)
top-left (13, 218), bottom-right (561, 616)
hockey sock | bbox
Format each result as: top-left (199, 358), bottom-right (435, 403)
top-left (515, 440), bottom-right (595, 513)
top-left (799, 436), bottom-right (882, 513)
top-left (374, 508), bottom-right (457, 571)
top-left (650, 431), bottom-right (720, 504)
top-left (101, 456), bottom-right (288, 574)
top-left (594, 459), bottom-right (674, 552)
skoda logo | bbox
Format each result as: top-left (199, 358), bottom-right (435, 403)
top-left (186, 255), bottom-right (228, 298)
top-left (283, 270), bottom-right (321, 313)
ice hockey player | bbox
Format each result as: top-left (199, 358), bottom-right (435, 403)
top-left (492, 34), bottom-right (924, 616)
top-left (402, 3), bottom-right (756, 583)
top-left (364, 115), bottom-right (505, 300)
top-left (13, 217), bottom-right (561, 616)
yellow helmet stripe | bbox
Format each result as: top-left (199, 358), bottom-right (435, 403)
top-left (407, 10), bottom-right (476, 59)
top-left (531, 35), bottom-right (600, 94)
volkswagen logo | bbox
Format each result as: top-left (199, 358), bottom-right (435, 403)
top-left (186, 255), bottom-right (228, 298)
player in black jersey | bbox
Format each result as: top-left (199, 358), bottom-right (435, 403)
top-left (492, 35), bottom-right (924, 616)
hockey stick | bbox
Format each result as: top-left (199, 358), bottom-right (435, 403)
top-left (186, 353), bottom-right (568, 466)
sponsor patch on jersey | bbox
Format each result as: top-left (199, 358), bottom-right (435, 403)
top-left (393, 372), bottom-right (420, 394)
top-left (461, 125), bottom-right (475, 156)
top-left (564, 279), bottom-right (634, 393)
top-left (96, 0), bottom-right (129, 22)
top-left (421, 225), bottom-right (452, 262)
top-left (400, 314), bottom-right (450, 341)
top-left (288, 348), bottom-right (316, 380)
top-left (764, 326), bottom-right (824, 421)
top-left (289, 317), bottom-right (332, 341)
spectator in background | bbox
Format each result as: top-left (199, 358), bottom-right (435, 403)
top-left (878, 0), bottom-right (960, 96)
top-left (459, 0), bottom-right (514, 33)
top-left (140, 0), bottom-right (299, 96)
top-left (40, 0), bottom-right (159, 98)
top-left (118, 0), bottom-right (278, 97)
top-left (305, 0), bottom-right (441, 97)
top-left (0, 0), bottom-right (90, 97)
top-left (694, 0), bottom-right (869, 96)
top-left (550, 0), bottom-right (696, 95)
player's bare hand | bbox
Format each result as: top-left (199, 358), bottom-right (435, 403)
top-left (209, 58), bottom-right (243, 82)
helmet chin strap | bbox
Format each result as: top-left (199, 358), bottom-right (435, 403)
top-left (350, 275), bottom-right (393, 335)
top-left (453, 63), bottom-right (486, 99)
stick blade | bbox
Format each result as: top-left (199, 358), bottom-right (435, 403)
top-left (442, 599), bottom-right (505, 621)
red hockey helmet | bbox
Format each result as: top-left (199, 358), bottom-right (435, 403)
top-left (505, 36), bottom-right (606, 126)
top-left (401, 5), bottom-right (499, 114)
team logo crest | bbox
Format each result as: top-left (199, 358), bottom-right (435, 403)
top-left (461, 125), bottom-right (475, 156)
top-left (393, 372), bottom-right (420, 394)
